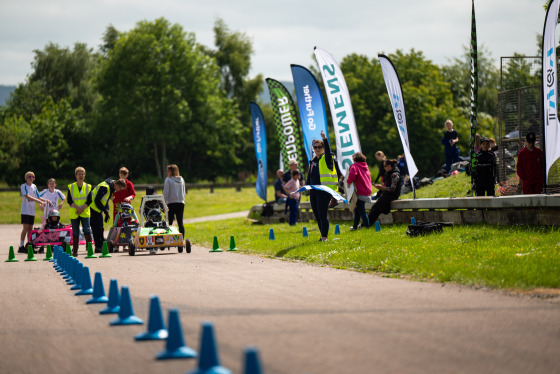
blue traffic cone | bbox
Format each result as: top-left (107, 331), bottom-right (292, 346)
top-left (86, 272), bottom-right (109, 304)
top-left (334, 224), bottom-right (340, 235)
top-left (302, 226), bottom-right (308, 238)
top-left (375, 221), bottom-right (381, 232)
top-left (99, 279), bottom-right (120, 314)
top-left (55, 250), bottom-right (66, 272)
top-left (189, 321), bottom-right (232, 374)
top-left (243, 347), bottom-right (263, 374)
top-left (156, 308), bottom-right (197, 359)
top-left (135, 295), bottom-right (168, 341)
top-left (64, 258), bottom-right (77, 284)
top-left (70, 262), bottom-right (83, 290)
top-left (268, 228), bottom-right (275, 240)
top-left (76, 266), bottom-right (93, 296)
top-left (411, 216), bottom-right (416, 225)
top-left (109, 286), bottom-right (144, 325)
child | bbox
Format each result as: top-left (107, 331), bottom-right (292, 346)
top-left (441, 119), bottom-right (460, 174)
top-left (40, 178), bottom-right (66, 228)
top-left (284, 170), bottom-right (301, 226)
top-left (112, 167), bottom-right (136, 222)
top-left (114, 202), bottom-right (139, 227)
top-left (143, 186), bottom-right (165, 220)
top-left (346, 152), bottom-right (373, 230)
top-left (44, 210), bottom-right (65, 229)
top-left (474, 137), bottom-right (497, 196)
top-left (19, 171), bottom-right (50, 253)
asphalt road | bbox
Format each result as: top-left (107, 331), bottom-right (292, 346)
top-left (1, 224), bottom-right (559, 374)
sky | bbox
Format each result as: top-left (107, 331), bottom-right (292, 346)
top-left (0, 0), bottom-right (553, 86)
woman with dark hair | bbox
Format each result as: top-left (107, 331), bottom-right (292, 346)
top-left (306, 130), bottom-right (338, 242)
top-left (163, 164), bottom-right (186, 238)
top-left (368, 159), bottom-right (401, 225)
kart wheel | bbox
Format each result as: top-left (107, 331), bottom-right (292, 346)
top-left (128, 241), bottom-right (135, 256)
top-left (186, 239), bottom-right (191, 254)
top-left (178, 246), bottom-right (183, 253)
top-left (107, 241), bottom-right (114, 253)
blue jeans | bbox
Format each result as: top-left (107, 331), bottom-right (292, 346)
top-left (71, 216), bottom-right (91, 237)
top-left (287, 198), bottom-right (299, 225)
top-left (353, 199), bottom-right (370, 229)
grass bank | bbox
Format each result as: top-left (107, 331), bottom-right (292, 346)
top-left (185, 218), bottom-right (560, 290)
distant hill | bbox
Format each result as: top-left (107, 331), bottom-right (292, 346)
top-left (0, 85), bottom-right (16, 106)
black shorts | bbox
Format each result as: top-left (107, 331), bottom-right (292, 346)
top-left (21, 214), bottom-right (35, 225)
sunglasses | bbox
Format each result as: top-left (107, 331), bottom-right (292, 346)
top-left (313, 145), bottom-right (323, 150)
top-left (27, 176), bottom-right (35, 179)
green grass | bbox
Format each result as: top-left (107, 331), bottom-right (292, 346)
top-left (0, 185), bottom-right (275, 228)
top-left (186, 218), bottom-right (560, 290)
top-left (401, 172), bottom-right (472, 199)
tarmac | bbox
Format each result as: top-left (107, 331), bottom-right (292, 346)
top-left (1, 222), bottom-right (559, 374)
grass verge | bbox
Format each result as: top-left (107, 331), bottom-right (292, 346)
top-left (186, 218), bottom-right (560, 291)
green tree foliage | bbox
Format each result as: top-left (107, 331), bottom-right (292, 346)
top-left (95, 18), bottom-right (244, 181)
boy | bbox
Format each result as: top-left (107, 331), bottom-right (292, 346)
top-left (441, 119), bottom-right (460, 174)
top-left (474, 137), bottom-right (497, 196)
top-left (67, 167), bottom-right (93, 257)
top-left (112, 167), bottom-right (136, 222)
top-left (517, 131), bottom-right (544, 194)
top-left (19, 171), bottom-right (50, 253)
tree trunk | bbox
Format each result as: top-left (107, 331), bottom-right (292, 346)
top-left (161, 143), bottom-right (168, 178)
top-left (154, 142), bottom-right (162, 179)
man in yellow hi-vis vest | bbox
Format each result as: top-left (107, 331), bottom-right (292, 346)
top-left (90, 178), bottom-right (126, 252)
top-left (67, 166), bottom-right (93, 257)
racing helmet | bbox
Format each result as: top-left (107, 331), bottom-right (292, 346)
top-left (147, 208), bottom-right (162, 223)
top-left (120, 202), bottom-right (134, 219)
top-left (47, 210), bottom-right (61, 226)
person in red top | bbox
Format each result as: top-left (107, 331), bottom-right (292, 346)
top-left (516, 131), bottom-right (544, 194)
top-left (112, 167), bottom-right (136, 222)
top-left (346, 152), bottom-right (373, 230)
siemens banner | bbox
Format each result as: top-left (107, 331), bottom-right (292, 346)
top-left (378, 54), bottom-right (418, 191)
top-left (251, 102), bottom-right (267, 202)
top-left (314, 46), bottom-right (361, 174)
top-left (266, 78), bottom-right (305, 166)
top-left (543, 0), bottom-right (560, 183)
top-left (291, 64), bottom-right (329, 163)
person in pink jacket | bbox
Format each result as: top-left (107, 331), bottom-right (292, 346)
top-left (346, 152), bottom-right (373, 230)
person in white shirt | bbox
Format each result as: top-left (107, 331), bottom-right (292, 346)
top-left (19, 171), bottom-right (50, 253)
top-left (40, 178), bottom-right (66, 228)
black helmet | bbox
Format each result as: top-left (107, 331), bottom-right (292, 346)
top-left (147, 208), bottom-right (162, 223)
top-left (120, 203), bottom-right (134, 219)
top-left (146, 186), bottom-right (155, 195)
top-left (47, 210), bottom-right (60, 226)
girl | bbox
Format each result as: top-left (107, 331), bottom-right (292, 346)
top-left (40, 178), bottom-right (66, 228)
top-left (19, 171), bottom-right (49, 252)
top-left (346, 152), bottom-right (372, 230)
top-left (284, 170), bottom-right (301, 226)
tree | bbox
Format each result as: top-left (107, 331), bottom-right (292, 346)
top-left (95, 18), bottom-right (244, 180)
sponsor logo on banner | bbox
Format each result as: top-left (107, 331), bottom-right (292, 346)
top-left (155, 236), bottom-right (164, 245)
top-left (146, 236), bottom-right (154, 246)
top-left (139, 237), bottom-right (144, 246)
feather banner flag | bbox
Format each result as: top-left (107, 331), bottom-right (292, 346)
top-left (469, 0), bottom-right (478, 194)
top-left (266, 78), bottom-right (305, 167)
top-left (314, 46), bottom-right (361, 175)
top-left (251, 102), bottom-right (267, 201)
top-left (290, 64), bottom-right (330, 163)
top-left (542, 0), bottom-right (560, 183)
top-left (378, 54), bottom-right (418, 194)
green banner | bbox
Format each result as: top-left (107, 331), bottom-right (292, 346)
top-left (266, 78), bottom-right (305, 167)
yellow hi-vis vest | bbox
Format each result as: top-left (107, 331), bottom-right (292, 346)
top-left (319, 155), bottom-right (338, 192)
top-left (68, 182), bottom-right (91, 219)
top-left (90, 181), bottom-right (110, 213)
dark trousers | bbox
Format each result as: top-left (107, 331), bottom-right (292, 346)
top-left (90, 209), bottom-right (105, 249)
top-left (287, 198), bottom-right (299, 225)
top-left (353, 199), bottom-right (370, 229)
top-left (475, 184), bottom-right (495, 196)
top-left (445, 148), bottom-right (460, 173)
top-left (168, 202), bottom-right (185, 237)
top-left (368, 193), bottom-right (394, 224)
top-left (310, 190), bottom-right (331, 238)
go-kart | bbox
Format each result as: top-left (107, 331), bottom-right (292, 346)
top-left (27, 225), bottom-right (85, 252)
top-left (129, 194), bottom-right (191, 256)
top-left (106, 204), bottom-right (139, 253)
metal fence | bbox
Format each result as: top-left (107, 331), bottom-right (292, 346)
top-left (497, 56), bottom-right (560, 194)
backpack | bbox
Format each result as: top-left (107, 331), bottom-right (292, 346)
top-left (406, 221), bottom-right (453, 237)
top-left (261, 201), bottom-right (275, 217)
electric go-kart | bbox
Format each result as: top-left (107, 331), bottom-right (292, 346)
top-left (129, 194), bottom-right (191, 256)
top-left (106, 202), bottom-right (139, 253)
top-left (26, 209), bottom-right (85, 253)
